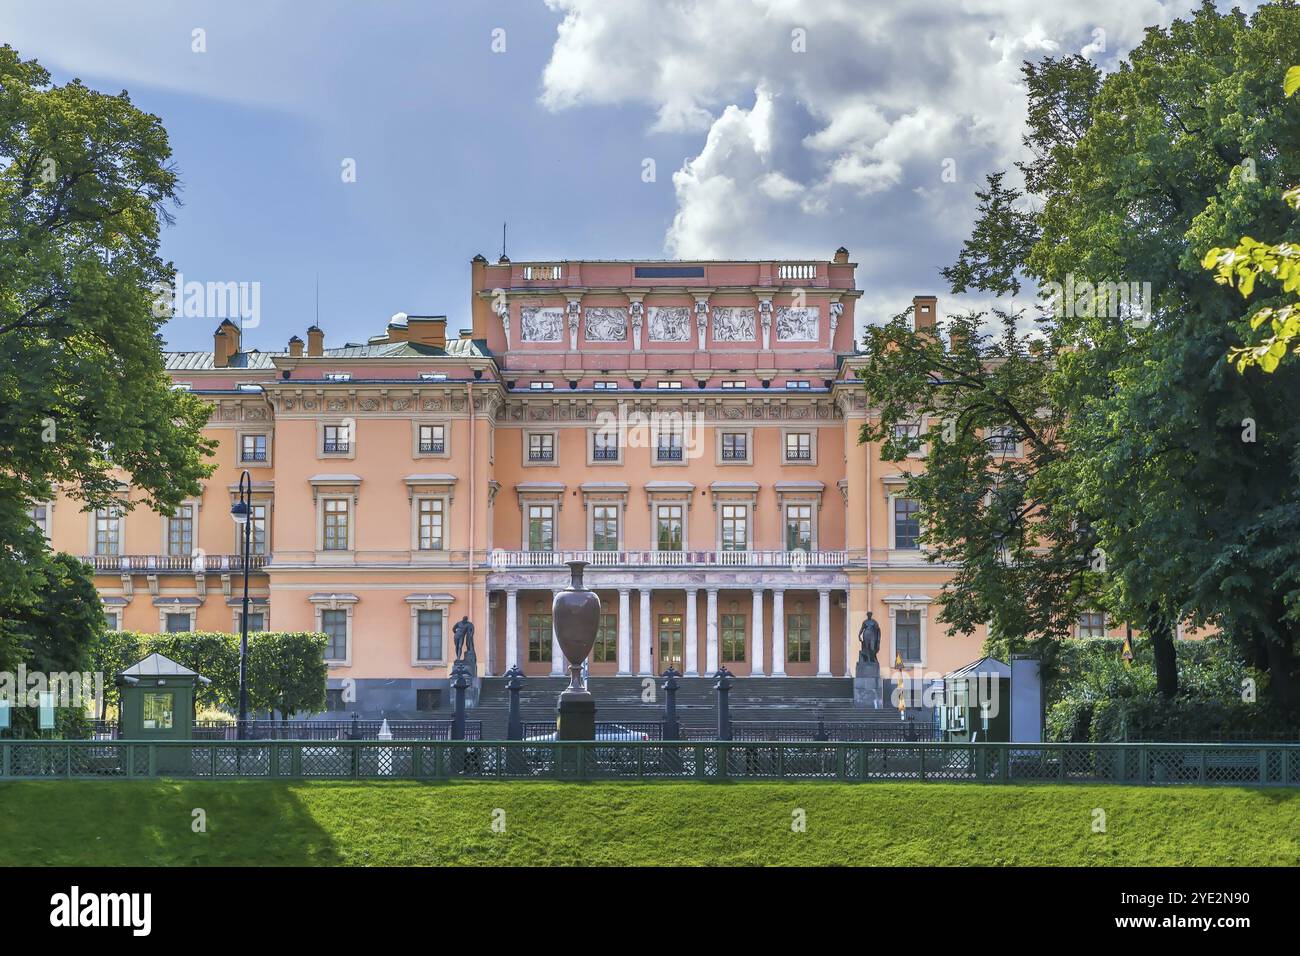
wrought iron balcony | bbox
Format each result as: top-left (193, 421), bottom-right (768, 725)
top-left (82, 553), bottom-right (269, 573)
top-left (491, 549), bottom-right (845, 569)
top-left (418, 440), bottom-right (445, 454)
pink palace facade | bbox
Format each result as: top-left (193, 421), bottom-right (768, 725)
top-left (39, 249), bottom-right (1045, 714)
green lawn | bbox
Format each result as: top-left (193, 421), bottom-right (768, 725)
top-left (2, 780), bottom-right (1297, 866)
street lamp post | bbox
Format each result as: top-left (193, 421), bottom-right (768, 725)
top-left (230, 470), bottom-right (253, 738)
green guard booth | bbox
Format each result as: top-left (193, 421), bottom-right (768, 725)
top-left (117, 653), bottom-right (210, 771)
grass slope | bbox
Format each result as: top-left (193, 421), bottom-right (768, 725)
top-left (2, 780), bottom-right (1297, 866)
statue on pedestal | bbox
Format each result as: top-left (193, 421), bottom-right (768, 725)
top-left (453, 616), bottom-right (476, 662)
top-left (858, 612), bottom-right (881, 665)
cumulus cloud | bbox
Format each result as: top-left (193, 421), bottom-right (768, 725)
top-left (539, 0), bottom-right (1204, 334)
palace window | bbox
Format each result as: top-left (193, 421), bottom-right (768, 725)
top-left (28, 503), bottom-right (48, 536)
top-left (325, 689), bottom-right (345, 711)
top-left (322, 609), bottom-right (349, 661)
top-left (240, 611), bottom-right (266, 633)
top-left (721, 612), bottom-right (746, 663)
top-left (656, 505), bottom-right (683, 551)
top-left (417, 498), bottom-right (444, 551)
top-left (165, 613), bottom-right (192, 634)
top-left (786, 610), bottom-right (812, 663)
top-left (592, 505), bottom-right (619, 551)
top-left (987, 424), bottom-right (1020, 455)
top-left (418, 424), bottom-right (445, 455)
top-left (528, 611), bottom-right (553, 662)
top-left (657, 380), bottom-right (682, 389)
top-left (721, 432), bottom-right (748, 461)
top-left (324, 372), bottom-right (351, 382)
top-left (1078, 611), bottom-right (1107, 639)
top-left (104, 611), bottom-right (120, 632)
top-left (593, 613), bottom-right (617, 663)
top-left (416, 689), bottom-right (441, 711)
top-left (416, 609), bottom-right (444, 662)
top-left (895, 610), bottom-right (922, 663)
top-left (785, 504), bottom-right (813, 552)
top-left (527, 505), bottom-right (555, 552)
top-left (592, 431), bottom-right (620, 462)
top-left (529, 381), bottom-right (554, 390)
top-left (656, 432), bottom-right (683, 461)
top-left (720, 504), bottom-right (748, 551)
top-left (322, 498), bottom-right (350, 551)
top-left (721, 380), bottom-right (746, 389)
top-left (528, 433), bottom-right (555, 462)
top-left (594, 380), bottom-right (618, 390)
top-left (167, 504), bottom-right (194, 557)
top-left (893, 497), bottom-right (920, 550)
top-left (249, 503), bottom-right (268, 555)
top-left (323, 423), bottom-right (351, 454)
top-left (785, 379), bottom-right (810, 390)
top-left (94, 508), bottom-right (121, 556)
top-left (241, 434), bottom-right (267, 462)
top-left (784, 432), bottom-right (812, 462)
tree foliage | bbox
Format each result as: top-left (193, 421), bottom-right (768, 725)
top-left (0, 45), bottom-right (215, 696)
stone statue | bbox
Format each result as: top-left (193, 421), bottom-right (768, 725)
top-left (858, 612), bottom-right (881, 665)
top-left (453, 616), bottom-right (476, 662)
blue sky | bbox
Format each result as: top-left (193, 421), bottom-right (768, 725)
top-left (1, 0), bottom-right (1247, 351)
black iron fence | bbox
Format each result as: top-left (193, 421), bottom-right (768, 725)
top-left (191, 719), bottom-right (481, 741)
top-left (5, 739), bottom-right (1298, 786)
top-left (521, 721), bottom-right (663, 740)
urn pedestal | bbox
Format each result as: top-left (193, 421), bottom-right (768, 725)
top-left (854, 661), bottom-right (883, 708)
top-left (553, 561), bottom-right (601, 740)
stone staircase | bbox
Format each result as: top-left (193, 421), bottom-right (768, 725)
top-left (472, 675), bottom-right (911, 739)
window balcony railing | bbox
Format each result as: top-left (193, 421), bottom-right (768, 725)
top-left (81, 553), bottom-right (269, 573)
top-left (656, 446), bottom-right (684, 461)
top-left (720, 448), bottom-right (747, 461)
top-left (592, 446), bottom-right (620, 461)
top-left (322, 441), bottom-right (351, 454)
top-left (785, 448), bottom-right (812, 461)
top-left (419, 440), bottom-right (445, 454)
top-left (490, 549), bottom-right (845, 569)
top-left (241, 450), bottom-right (267, 462)
top-left (528, 448), bottom-right (555, 462)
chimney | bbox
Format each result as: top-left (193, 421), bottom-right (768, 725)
top-left (913, 295), bottom-right (937, 332)
top-left (406, 315), bottom-right (447, 349)
top-left (306, 325), bottom-right (324, 357)
top-left (386, 322), bottom-right (409, 343)
top-left (459, 328), bottom-right (473, 339)
top-left (213, 319), bottom-right (240, 368)
top-left (833, 246), bottom-right (850, 264)
top-left (288, 335), bottom-right (304, 358)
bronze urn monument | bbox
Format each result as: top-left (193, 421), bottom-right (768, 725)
top-left (553, 560), bottom-right (600, 739)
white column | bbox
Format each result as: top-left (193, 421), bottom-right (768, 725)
top-left (705, 587), bottom-right (719, 673)
top-left (617, 587), bottom-right (632, 675)
top-left (771, 588), bottom-right (786, 676)
top-left (817, 587), bottom-right (832, 677)
top-left (550, 588), bottom-right (564, 675)
top-left (638, 588), bottom-right (653, 675)
top-left (684, 587), bottom-right (699, 676)
top-left (505, 588), bottom-right (519, 671)
top-left (844, 590), bottom-right (854, 677)
top-left (751, 588), bottom-right (765, 677)
top-left (484, 589), bottom-right (494, 675)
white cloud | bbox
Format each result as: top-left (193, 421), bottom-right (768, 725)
top-left (539, 0), bottom-right (1200, 333)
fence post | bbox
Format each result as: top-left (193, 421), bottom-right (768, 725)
top-left (412, 743), bottom-right (423, 778)
top-left (975, 745), bottom-right (985, 781)
top-left (998, 745), bottom-right (1008, 782)
top-left (1138, 744), bottom-right (1148, 784)
top-left (1058, 744), bottom-right (1066, 781)
top-left (577, 743), bottom-right (587, 781)
top-left (695, 744), bottom-right (706, 779)
top-left (147, 744), bottom-right (157, 778)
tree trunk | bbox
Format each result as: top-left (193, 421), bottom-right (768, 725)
top-left (1264, 632), bottom-right (1300, 715)
top-left (1145, 609), bottom-right (1178, 699)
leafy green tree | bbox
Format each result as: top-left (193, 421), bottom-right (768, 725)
top-left (1030, 2), bottom-right (1300, 710)
top-left (246, 632), bottom-right (328, 721)
top-left (0, 46), bottom-right (214, 697)
top-left (940, 172), bottom-right (1039, 296)
top-left (1202, 66), bottom-right (1300, 372)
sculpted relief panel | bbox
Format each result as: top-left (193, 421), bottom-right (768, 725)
top-left (519, 306), bottom-right (565, 343)
top-left (584, 307), bottom-right (628, 342)
top-left (647, 306), bottom-right (691, 342)
top-left (712, 307), bottom-right (756, 342)
top-left (775, 306), bottom-right (819, 342)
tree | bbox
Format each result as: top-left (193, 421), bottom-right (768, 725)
top-left (1202, 66), bottom-right (1300, 372)
top-left (940, 173), bottom-right (1039, 296)
top-left (0, 46), bottom-right (214, 698)
top-left (245, 632), bottom-right (328, 721)
top-left (1029, 2), bottom-right (1300, 710)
